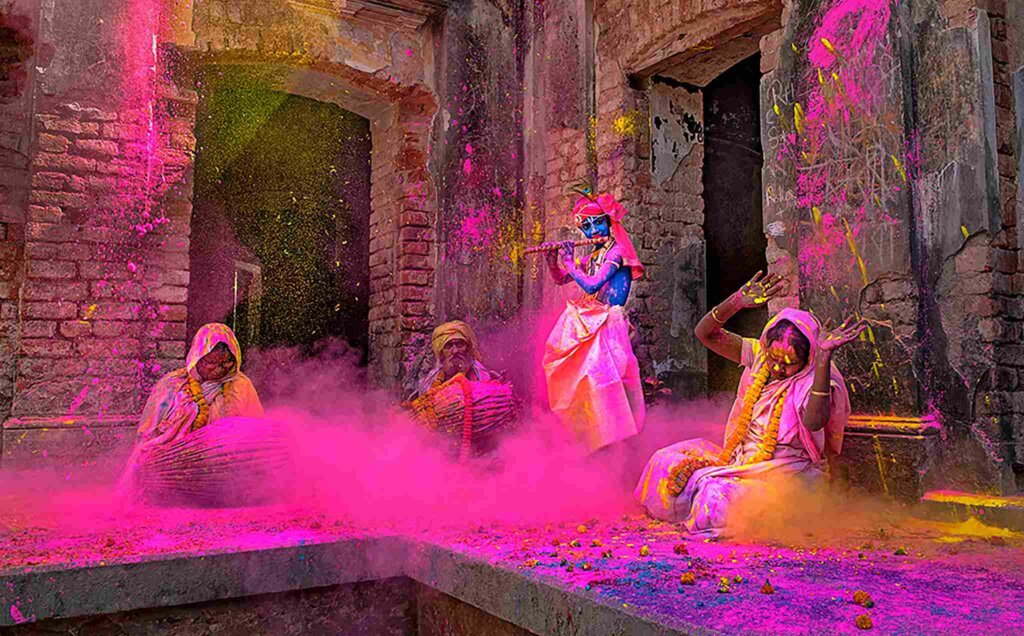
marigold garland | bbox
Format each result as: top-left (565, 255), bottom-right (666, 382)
top-left (666, 364), bottom-right (790, 496)
top-left (186, 376), bottom-right (211, 432)
top-left (406, 373), bottom-right (475, 462)
top-left (456, 374), bottom-right (474, 462)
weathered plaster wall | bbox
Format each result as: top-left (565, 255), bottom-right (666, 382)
top-left (410, 0), bottom-right (530, 390)
top-left (756, 0), bottom-right (1023, 496)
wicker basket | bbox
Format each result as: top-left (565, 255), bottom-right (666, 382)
top-left (406, 375), bottom-right (518, 459)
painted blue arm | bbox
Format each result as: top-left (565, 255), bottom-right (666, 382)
top-left (564, 245), bottom-right (624, 294)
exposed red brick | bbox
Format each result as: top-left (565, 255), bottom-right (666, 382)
top-left (149, 285), bottom-right (188, 303)
top-left (76, 338), bottom-right (142, 358)
top-left (398, 270), bottom-right (430, 286)
top-left (24, 301), bottom-right (77, 320)
top-left (83, 302), bottom-right (142, 320)
top-left (399, 255), bottom-right (432, 270)
top-left (91, 320), bottom-right (127, 338)
top-left (22, 320), bottom-right (57, 338)
top-left (403, 241), bottom-right (430, 255)
top-left (157, 304), bottom-right (188, 321)
top-left (26, 222), bottom-right (77, 242)
top-left (26, 260), bottom-right (76, 279)
top-left (22, 338), bottom-right (73, 357)
top-left (35, 115), bottom-right (100, 136)
top-left (23, 280), bottom-right (88, 301)
top-left (37, 133), bottom-right (70, 153)
top-left (150, 321), bottom-right (185, 340)
top-left (33, 152), bottom-right (98, 174)
top-left (27, 204), bottom-right (64, 223)
top-left (74, 138), bottom-right (119, 159)
top-left (158, 340), bottom-right (187, 358)
top-left (58, 320), bottom-right (93, 338)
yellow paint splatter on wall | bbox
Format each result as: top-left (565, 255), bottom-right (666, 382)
top-left (611, 110), bottom-right (644, 139)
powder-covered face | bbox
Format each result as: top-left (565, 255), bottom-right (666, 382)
top-left (195, 343), bottom-right (236, 382)
top-left (764, 333), bottom-right (806, 380)
top-left (440, 338), bottom-right (472, 379)
top-left (579, 215), bottom-right (610, 240)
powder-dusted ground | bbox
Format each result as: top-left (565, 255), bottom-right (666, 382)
top-left (3, 495), bottom-right (1022, 635)
top-left (431, 515), bottom-right (1024, 635)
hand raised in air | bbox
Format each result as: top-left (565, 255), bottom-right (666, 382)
top-left (735, 271), bottom-right (786, 309)
top-left (819, 317), bottom-right (868, 353)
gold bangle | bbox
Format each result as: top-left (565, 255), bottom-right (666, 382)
top-left (711, 307), bottom-right (726, 324)
top-left (810, 389), bottom-right (830, 397)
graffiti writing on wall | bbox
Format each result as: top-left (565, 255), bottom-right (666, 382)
top-left (768, 0), bottom-right (923, 409)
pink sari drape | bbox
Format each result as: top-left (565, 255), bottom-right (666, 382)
top-left (543, 296), bottom-right (645, 452)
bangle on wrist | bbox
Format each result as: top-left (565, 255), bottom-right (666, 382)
top-left (711, 307), bottom-right (726, 324)
top-left (810, 389), bottom-right (830, 397)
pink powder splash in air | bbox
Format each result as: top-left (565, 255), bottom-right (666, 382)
top-left (451, 203), bottom-right (498, 254)
top-left (798, 208), bottom-right (867, 286)
top-left (807, 0), bottom-right (892, 69)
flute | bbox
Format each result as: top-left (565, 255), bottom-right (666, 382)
top-left (523, 237), bottom-right (604, 255)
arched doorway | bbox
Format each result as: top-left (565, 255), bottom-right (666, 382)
top-left (188, 67), bottom-right (372, 358)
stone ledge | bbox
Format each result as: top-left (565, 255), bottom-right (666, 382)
top-left (1, 418), bottom-right (136, 473)
top-left (918, 490), bottom-right (1024, 531)
top-left (835, 415), bottom-right (942, 502)
top-left (0, 536), bottom-right (707, 635)
top-left (845, 414), bottom-right (941, 436)
top-left (3, 416), bottom-right (136, 429)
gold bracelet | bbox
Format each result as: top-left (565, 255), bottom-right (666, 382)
top-left (810, 389), bottom-right (830, 397)
top-left (710, 307), bottom-right (726, 324)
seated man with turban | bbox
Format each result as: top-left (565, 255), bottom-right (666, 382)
top-left (416, 320), bottom-right (498, 396)
top-left (407, 321), bottom-right (515, 460)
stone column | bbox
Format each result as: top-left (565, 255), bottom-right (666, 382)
top-left (760, 0), bottom-right (1015, 498)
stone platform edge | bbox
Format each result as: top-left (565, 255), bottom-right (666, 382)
top-left (0, 535), bottom-right (713, 636)
top-left (916, 490), bottom-right (1024, 532)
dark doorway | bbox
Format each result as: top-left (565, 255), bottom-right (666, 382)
top-left (188, 68), bottom-right (371, 358)
top-left (703, 55), bottom-right (768, 394)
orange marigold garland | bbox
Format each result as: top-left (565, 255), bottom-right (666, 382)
top-left (406, 373), bottom-right (475, 462)
top-left (186, 376), bottom-right (211, 432)
top-left (455, 374), bottom-right (474, 462)
top-left (666, 364), bottom-right (789, 496)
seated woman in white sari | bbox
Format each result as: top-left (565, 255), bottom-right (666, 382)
top-left (635, 272), bottom-right (863, 536)
top-left (135, 322), bottom-right (264, 448)
top-left (117, 323), bottom-right (265, 501)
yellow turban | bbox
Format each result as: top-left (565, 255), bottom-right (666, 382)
top-left (431, 320), bottom-right (480, 360)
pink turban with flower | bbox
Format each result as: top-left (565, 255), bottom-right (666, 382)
top-left (572, 193), bottom-right (645, 279)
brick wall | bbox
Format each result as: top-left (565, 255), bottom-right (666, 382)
top-left (0, 1), bottom-right (34, 460)
top-left (983, 0), bottom-right (1024, 487)
top-left (0, 0), bottom-right (204, 469)
top-left (0, 0), bottom-right (441, 469)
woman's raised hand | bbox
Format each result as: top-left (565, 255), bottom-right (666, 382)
top-left (819, 317), bottom-right (867, 353)
top-left (735, 271), bottom-right (786, 309)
